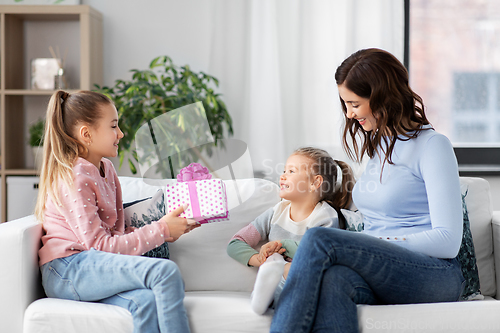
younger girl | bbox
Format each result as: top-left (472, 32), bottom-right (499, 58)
top-left (36, 90), bottom-right (197, 333)
top-left (227, 147), bottom-right (356, 314)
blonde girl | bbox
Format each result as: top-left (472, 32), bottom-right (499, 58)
top-left (227, 147), bottom-right (357, 314)
top-left (36, 90), bottom-right (197, 333)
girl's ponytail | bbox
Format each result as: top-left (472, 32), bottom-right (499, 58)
top-left (35, 90), bottom-right (112, 223)
top-left (330, 160), bottom-right (355, 210)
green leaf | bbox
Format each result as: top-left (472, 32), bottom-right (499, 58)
top-left (128, 158), bottom-right (137, 174)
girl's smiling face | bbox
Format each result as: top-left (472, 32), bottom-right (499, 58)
top-left (84, 103), bottom-right (124, 168)
top-left (279, 154), bottom-right (316, 201)
top-left (338, 84), bottom-right (377, 132)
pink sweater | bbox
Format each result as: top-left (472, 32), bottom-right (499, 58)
top-left (38, 158), bottom-right (169, 266)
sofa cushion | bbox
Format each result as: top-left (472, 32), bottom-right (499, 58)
top-left (184, 291), bottom-right (272, 333)
top-left (123, 189), bottom-right (169, 259)
top-left (458, 185), bottom-right (481, 300)
top-left (460, 177), bottom-right (495, 297)
top-left (24, 298), bottom-right (133, 333)
top-left (357, 297), bottom-right (500, 332)
top-left (25, 292), bottom-right (273, 333)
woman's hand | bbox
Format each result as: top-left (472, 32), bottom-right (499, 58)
top-left (160, 204), bottom-right (200, 242)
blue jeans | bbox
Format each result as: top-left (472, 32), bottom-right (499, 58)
top-left (41, 249), bottom-right (190, 333)
top-left (270, 228), bottom-right (464, 333)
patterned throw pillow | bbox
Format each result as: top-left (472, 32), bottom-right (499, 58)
top-left (457, 188), bottom-right (482, 300)
top-left (343, 209), bottom-right (364, 232)
top-left (123, 189), bottom-right (169, 259)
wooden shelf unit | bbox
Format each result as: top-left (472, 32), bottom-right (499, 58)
top-left (0, 5), bottom-right (103, 222)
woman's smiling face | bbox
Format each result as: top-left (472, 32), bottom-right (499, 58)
top-left (338, 84), bottom-right (377, 132)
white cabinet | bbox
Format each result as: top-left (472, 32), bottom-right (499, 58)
top-left (7, 176), bottom-right (39, 221)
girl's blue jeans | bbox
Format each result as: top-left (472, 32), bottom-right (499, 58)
top-left (40, 248), bottom-right (190, 333)
top-left (270, 227), bottom-right (464, 333)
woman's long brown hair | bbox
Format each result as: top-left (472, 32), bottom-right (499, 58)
top-left (335, 48), bottom-right (431, 168)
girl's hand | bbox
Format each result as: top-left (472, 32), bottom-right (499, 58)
top-left (160, 204), bottom-right (198, 242)
top-left (248, 241), bottom-right (286, 267)
top-left (259, 241), bottom-right (286, 259)
top-left (248, 253), bottom-right (267, 267)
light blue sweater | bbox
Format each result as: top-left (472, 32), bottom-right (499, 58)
top-left (353, 126), bottom-right (463, 258)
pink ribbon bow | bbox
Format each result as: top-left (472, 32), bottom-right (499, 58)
top-left (177, 163), bottom-right (212, 182)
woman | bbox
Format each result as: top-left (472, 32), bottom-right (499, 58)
top-left (270, 48), bottom-right (464, 333)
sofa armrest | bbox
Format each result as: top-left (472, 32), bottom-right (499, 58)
top-left (0, 216), bottom-right (44, 333)
top-left (491, 211), bottom-right (500, 299)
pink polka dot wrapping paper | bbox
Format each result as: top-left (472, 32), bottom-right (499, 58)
top-left (164, 179), bottom-right (229, 224)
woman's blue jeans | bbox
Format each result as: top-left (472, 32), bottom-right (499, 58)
top-left (41, 249), bottom-right (190, 333)
top-left (270, 227), bottom-right (464, 333)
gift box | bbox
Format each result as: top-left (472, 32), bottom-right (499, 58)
top-left (164, 163), bottom-right (229, 224)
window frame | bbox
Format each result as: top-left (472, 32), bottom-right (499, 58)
top-left (405, 0), bottom-right (500, 176)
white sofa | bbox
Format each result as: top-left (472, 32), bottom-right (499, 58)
top-left (2, 176), bottom-right (500, 333)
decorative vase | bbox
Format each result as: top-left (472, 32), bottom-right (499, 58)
top-left (32, 146), bottom-right (43, 172)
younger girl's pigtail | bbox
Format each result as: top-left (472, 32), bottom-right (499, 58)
top-left (331, 160), bottom-right (355, 210)
top-left (293, 147), bottom-right (356, 230)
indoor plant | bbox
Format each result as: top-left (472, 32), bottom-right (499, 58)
top-left (28, 118), bottom-right (45, 171)
top-left (96, 56), bottom-right (233, 177)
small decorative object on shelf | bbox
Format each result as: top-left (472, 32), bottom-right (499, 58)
top-left (31, 58), bottom-right (60, 90)
top-left (49, 45), bottom-right (68, 89)
top-left (165, 163), bottom-right (229, 224)
top-left (54, 67), bottom-right (67, 89)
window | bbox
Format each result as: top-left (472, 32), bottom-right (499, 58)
top-left (453, 72), bottom-right (500, 142)
top-left (408, 0), bottom-right (500, 174)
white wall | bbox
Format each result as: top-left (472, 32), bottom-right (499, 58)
top-left (82, 0), bottom-right (213, 88)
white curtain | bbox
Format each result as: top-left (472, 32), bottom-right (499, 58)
top-left (207, 0), bottom-right (404, 180)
